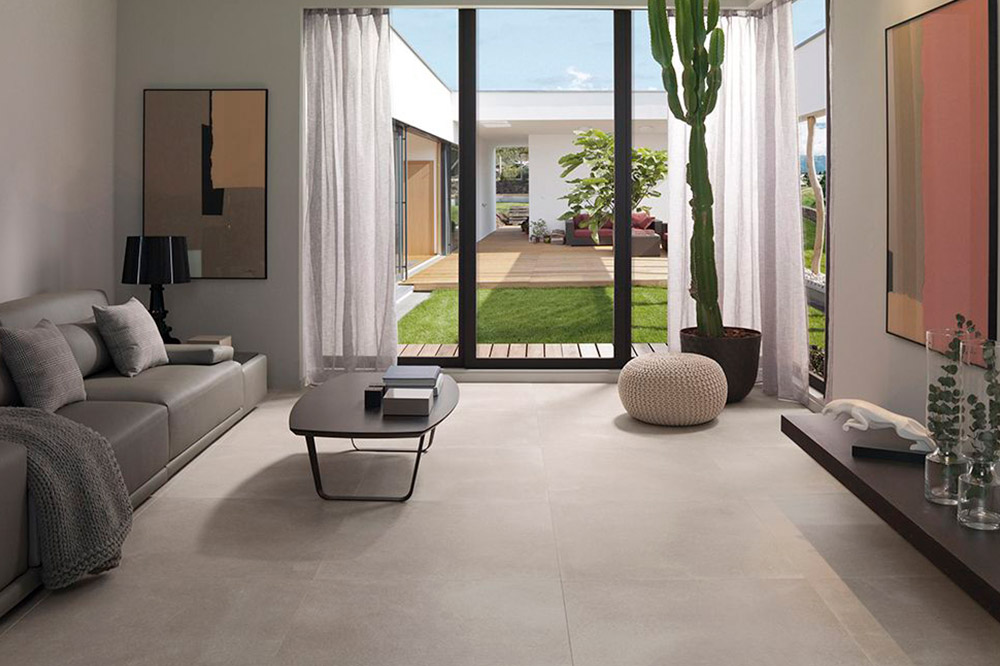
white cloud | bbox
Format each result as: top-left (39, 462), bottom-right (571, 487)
top-left (563, 66), bottom-right (595, 90)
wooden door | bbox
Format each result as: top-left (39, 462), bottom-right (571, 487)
top-left (406, 160), bottom-right (436, 268)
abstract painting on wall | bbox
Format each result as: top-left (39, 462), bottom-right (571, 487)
top-left (886, 0), bottom-right (996, 344)
top-left (143, 89), bottom-right (267, 279)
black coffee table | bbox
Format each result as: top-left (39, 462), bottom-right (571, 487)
top-left (289, 372), bottom-right (459, 502)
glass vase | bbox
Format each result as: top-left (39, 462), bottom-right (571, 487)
top-left (925, 328), bottom-right (968, 505)
top-left (957, 337), bottom-right (1000, 530)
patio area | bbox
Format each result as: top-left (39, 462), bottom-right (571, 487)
top-left (402, 227), bottom-right (668, 291)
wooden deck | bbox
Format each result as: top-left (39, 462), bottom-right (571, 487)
top-left (398, 342), bottom-right (669, 359)
top-left (402, 227), bottom-right (667, 291)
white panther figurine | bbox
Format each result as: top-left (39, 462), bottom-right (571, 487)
top-left (821, 399), bottom-right (934, 452)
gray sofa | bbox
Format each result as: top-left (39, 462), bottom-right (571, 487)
top-left (0, 290), bottom-right (267, 617)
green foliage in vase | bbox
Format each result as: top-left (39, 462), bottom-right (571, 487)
top-left (648, 0), bottom-right (726, 337)
top-left (557, 128), bottom-right (668, 244)
top-left (960, 316), bottom-right (1000, 461)
top-left (926, 314), bottom-right (969, 450)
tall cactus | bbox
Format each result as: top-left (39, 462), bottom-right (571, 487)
top-left (648, 0), bottom-right (725, 337)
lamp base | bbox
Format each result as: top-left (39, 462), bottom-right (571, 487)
top-left (148, 284), bottom-right (180, 344)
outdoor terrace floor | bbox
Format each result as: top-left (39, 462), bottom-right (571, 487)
top-left (398, 342), bottom-right (669, 359)
top-left (402, 226), bottom-right (668, 291)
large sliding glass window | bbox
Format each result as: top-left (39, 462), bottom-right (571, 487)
top-left (390, 9), bottom-right (462, 363)
top-left (475, 9), bottom-right (619, 363)
top-left (793, 0), bottom-right (829, 390)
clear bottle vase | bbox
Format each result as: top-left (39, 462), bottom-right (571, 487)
top-left (958, 458), bottom-right (1000, 530)
top-left (925, 328), bottom-right (967, 505)
top-left (925, 446), bottom-right (969, 505)
top-left (957, 335), bottom-right (1000, 529)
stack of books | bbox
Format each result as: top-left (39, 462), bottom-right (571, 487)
top-left (381, 365), bottom-right (442, 416)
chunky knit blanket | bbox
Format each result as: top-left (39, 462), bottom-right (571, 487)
top-left (0, 407), bottom-right (132, 589)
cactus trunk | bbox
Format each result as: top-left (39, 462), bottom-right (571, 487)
top-left (688, 123), bottom-right (724, 336)
top-left (648, 0), bottom-right (726, 337)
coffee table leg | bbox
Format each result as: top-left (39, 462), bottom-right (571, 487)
top-left (304, 431), bottom-right (431, 502)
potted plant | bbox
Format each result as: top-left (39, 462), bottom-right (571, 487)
top-left (529, 219), bottom-right (547, 243)
top-left (648, 0), bottom-right (760, 403)
top-left (557, 128), bottom-right (668, 244)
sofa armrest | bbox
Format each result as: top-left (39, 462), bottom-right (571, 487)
top-left (164, 344), bottom-right (234, 366)
top-left (0, 441), bottom-right (28, 587)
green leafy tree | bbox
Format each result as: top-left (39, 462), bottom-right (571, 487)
top-left (496, 146), bottom-right (529, 181)
top-left (648, 0), bottom-right (726, 337)
top-left (557, 128), bottom-right (669, 243)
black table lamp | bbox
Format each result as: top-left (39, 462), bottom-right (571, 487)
top-left (122, 236), bottom-right (191, 343)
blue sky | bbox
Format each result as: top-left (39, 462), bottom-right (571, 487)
top-left (391, 2), bottom-right (825, 92)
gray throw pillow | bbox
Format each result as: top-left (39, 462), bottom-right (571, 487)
top-left (92, 298), bottom-right (169, 377)
top-left (0, 319), bottom-right (87, 412)
top-left (58, 320), bottom-right (113, 378)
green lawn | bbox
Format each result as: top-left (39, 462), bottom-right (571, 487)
top-left (398, 286), bottom-right (668, 344)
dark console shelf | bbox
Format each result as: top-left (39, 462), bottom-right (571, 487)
top-left (781, 413), bottom-right (1000, 622)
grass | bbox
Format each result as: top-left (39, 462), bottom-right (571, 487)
top-left (398, 286), bottom-right (668, 344)
top-left (400, 190), bottom-right (828, 351)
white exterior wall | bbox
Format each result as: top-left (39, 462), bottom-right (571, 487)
top-left (390, 31), bottom-right (457, 143)
top-left (795, 32), bottom-right (827, 118)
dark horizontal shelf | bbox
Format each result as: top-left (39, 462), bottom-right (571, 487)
top-left (781, 413), bottom-right (1000, 622)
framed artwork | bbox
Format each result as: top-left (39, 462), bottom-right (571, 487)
top-left (885, 0), bottom-right (997, 344)
top-left (143, 89), bottom-right (268, 279)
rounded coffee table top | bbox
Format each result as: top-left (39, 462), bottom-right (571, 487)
top-left (289, 371), bottom-right (460, 439)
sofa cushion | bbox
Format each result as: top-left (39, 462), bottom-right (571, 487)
top-left (84, 362), bottom-right (243, 459)
top-left (92, 298), bottom-right (168, 378)
top-left (0, 320), bottom-right (86, 412)
top-left (56, 401), bottom-right (168, 494)
top-left (58, 321), bottom-right (112, 378)
top-left (164, 344), bottom-right (235, 366)
top-left (0, 441), bottom-right (28, 588)
top-left (631, 212), bottom-right (654, 230)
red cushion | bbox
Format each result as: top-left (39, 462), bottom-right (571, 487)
top-left (600, 217), bottom-right (614, 230)
top-left (573, 229), bottom-right (592, 238)
top-left (631, 212), bottom-right (654, 230)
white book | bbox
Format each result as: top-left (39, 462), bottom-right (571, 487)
top-left (383, 388), bottom-right (434, 417)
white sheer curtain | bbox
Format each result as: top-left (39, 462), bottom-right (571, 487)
top-left (665, 1), bottom-right (808, 403)
top-left (302, 9), bottom-right (397, 384)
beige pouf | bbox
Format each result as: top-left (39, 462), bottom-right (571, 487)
top-left (618, 352), bottom-right (727, 426)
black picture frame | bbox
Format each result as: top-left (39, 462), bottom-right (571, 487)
top-left (884, 0), bottom-right (998, 345)
top-left (142, 87), bottom-right (269, 280)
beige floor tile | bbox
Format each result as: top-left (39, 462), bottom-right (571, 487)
top-left (313, 500), bottom-right (560, 582)
top-left (563, 578), bottom-right (873, 666)
top-left (0, 572), bottom-right (311, 666)
top-left (843, 575), bottom-right (1000, 665)
top-left (551, 499), bottom-right (800, 581)
top-left (274, 578), bottom-right (572, 666)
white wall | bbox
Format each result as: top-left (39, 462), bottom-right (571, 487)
top-left (795, 31), bottom-right (827, 118)
top-left (0, 0), bottom-right (117, 304)
top-left (115, 0), bottom-right (303, 388)
top-left (390, 31), bottom-right (457, 143)
top-left (827, 0), bottom-right (996, 419)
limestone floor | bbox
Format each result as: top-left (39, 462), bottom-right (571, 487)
top-left (1, 384), bottom-right (1000, 665)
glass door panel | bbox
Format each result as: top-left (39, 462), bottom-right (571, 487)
top-left (475, 9), bottom-right (617, 362)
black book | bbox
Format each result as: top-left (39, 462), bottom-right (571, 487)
top-left (851, 442), bottom-right (926, 465)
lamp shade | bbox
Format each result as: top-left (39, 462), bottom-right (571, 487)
top-left (122, 236), bottom-right (191, 285)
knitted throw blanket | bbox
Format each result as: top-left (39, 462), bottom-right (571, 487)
top-left (0, 407), bottom-right (132, 589)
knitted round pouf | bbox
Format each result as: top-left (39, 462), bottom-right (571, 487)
top-left (618, 353), bottom-right (728, 426)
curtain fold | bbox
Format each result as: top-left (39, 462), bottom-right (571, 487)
top-left (756, 0), bottom-right (810, 402)
top-left (666, 3), bottom-right (809, 403)
top-left (302, 9), bottom-right (396, 384)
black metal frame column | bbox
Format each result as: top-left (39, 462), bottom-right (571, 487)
top-left (458, 8), bottom-right (478, 368)
top-left (613, 10), bottom-right (634, 367)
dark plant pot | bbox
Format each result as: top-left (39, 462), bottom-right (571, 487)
top-left (680, 327), bottom-right (762, 404)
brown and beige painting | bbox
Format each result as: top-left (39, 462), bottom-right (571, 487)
top-left (886, 0), bottom-right (992, 343)
top-left (144, 89), bottom-right (267, 278)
